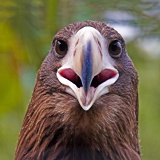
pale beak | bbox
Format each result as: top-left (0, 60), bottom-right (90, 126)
top-left (57, 26), bottom-right (119, 111)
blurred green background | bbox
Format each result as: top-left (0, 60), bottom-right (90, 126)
top-left (0, 0), bottom-right (160, 159)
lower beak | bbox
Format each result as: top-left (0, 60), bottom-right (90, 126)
top-left (57, 27), bottom-right (119, 110)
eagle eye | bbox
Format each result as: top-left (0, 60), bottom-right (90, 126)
top-left (109, 40), bottom-right (122, 58)
top-left (55, 40), bottom-right (68, 57)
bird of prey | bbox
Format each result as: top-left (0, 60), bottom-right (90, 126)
top-left (15, 20), bottom-right (140, 160)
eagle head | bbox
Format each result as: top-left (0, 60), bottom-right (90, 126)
top-left (15, 21), bottom-right (140, 160)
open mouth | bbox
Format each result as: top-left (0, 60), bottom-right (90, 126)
top-left (59, 68), bottom-right (117, 89)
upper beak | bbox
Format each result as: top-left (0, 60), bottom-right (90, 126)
top-left (57, 27), bottom-right (119, 111)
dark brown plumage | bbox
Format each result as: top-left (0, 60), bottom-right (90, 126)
top-left (15, 20), bottom-right (140, 160)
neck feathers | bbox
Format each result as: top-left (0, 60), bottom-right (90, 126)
top-left (15, 83), bottom-right (140, 160)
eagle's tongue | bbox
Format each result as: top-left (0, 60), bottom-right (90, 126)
top-left (91, 69), bottom-right (117, 88)
top-left (59, 68), bottom-right (82, 88)
top-left (59, 68), bottom-right (117, 89)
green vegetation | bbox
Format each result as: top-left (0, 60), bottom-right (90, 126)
top-left (0, 0), bottom-right (160, 159)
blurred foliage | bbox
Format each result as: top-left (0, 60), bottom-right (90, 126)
top-left (0, 0), bottom-right (160, 159)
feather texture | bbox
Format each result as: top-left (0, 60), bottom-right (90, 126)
top-left (15, 21), bottom-right (140, 160)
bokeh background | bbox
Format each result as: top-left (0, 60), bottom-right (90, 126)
top-left (0, 0), bottom-right (160, 159)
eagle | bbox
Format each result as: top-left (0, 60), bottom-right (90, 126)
top-left (15, 20), bottom-right (140, 160)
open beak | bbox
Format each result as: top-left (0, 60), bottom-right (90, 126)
top-left (57, 26), bottom-right (119, 111)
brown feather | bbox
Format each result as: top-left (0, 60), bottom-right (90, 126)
top-left (15, 20), bottom-right (140, 160)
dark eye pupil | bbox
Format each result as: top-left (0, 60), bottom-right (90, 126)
top-left (109, 40), bottom-right (122, 57)
top-left (58, 41), bottom-right (66, 51)
top-left (111, 44), bottom-right (118, 51)
top-left (55, 40), bottom-right (68, 57)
